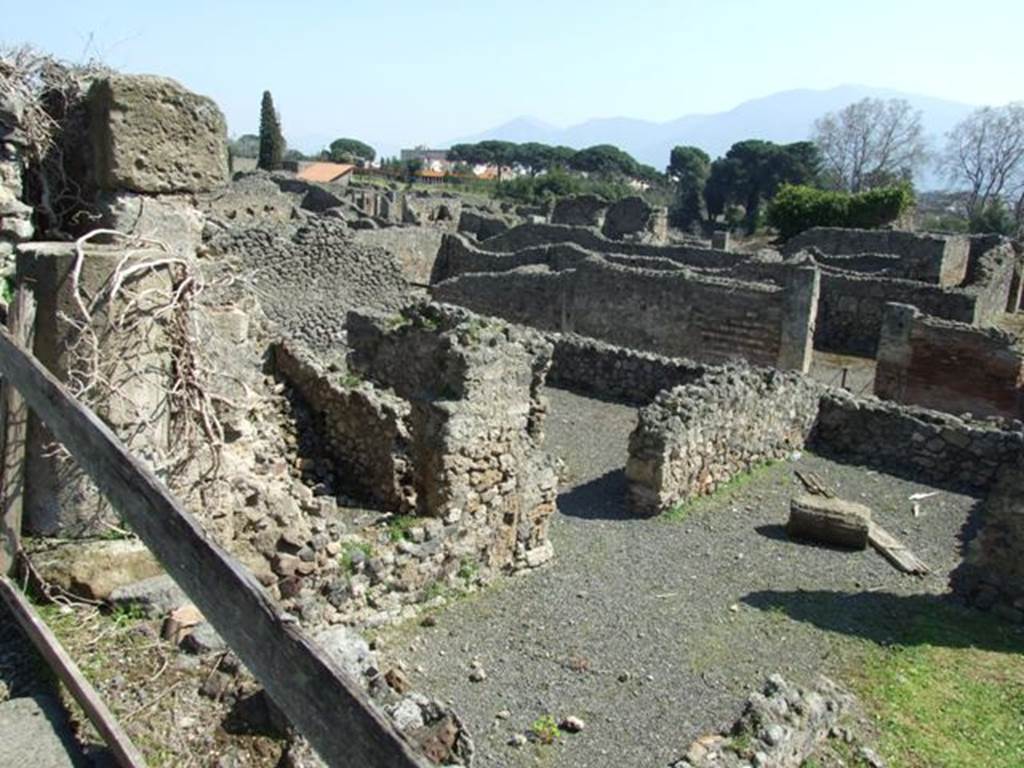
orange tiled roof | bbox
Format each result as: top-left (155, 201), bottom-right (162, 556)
top-left (297, 162), bottom-right (356, 183)
top-left (416, 168), bottom-right (446, 178)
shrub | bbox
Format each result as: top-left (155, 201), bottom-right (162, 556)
top-left (767, 183), bottom-right (914, 239)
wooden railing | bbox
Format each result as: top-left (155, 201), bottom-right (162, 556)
top-left (0, 294), bottom-right (427, 768)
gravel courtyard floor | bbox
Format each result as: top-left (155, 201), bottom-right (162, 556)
top-left (378, 387), bottom-right (982, 768)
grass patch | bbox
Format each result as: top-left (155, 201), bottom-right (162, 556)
top-left (386, 514), bottom-right (427, 542)
top-left (339, 540), bottom-right (374, 573)
top-left (529, 714), bottom-right (560, 745)
top-left (662, 460), bottom-right (784, 522)
top-left (848, 602), bottom-right (1024, 768)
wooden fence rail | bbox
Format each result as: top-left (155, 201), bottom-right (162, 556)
top-left (0, 325), bottom-right (427, 768)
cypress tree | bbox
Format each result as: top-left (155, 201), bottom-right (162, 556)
top-left (257, 90), bottom-right (284, 170)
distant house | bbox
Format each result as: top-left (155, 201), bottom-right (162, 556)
top-left (401, 147), bottom-right (450, 165)
top-left (414, 168), bottom-right (447, 185)
top-left (296, 162), bottom-right (356, 184)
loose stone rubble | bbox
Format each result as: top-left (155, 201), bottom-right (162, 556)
top-left (672, 675), bottom-right (856, 768)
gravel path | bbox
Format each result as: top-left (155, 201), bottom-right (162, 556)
top-left (378, 387), bottom-right (980, 768)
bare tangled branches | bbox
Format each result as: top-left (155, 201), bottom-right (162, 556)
top-left (58, 228), bottom-right (225, 483)
top-left (0, 45), bottom-right (109, 234)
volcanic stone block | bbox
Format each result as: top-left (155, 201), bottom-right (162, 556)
top-left (88, 74), bottom-right (228, 193)
top-left (787, 494), bottom-right (872, 549)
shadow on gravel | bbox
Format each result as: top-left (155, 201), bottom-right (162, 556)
top-left (743, 590), bottom-right (1024, 653)
top-left (755, 524), bottom-right (867, 552)
top-left (557, 469), bottom-right (630, 521)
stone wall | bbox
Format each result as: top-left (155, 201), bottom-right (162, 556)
top-left (272, 341), bottom-right (416, 513)
top-left (876, 303), bottom-right (1024, 418)
top-left (814, 269), bottom-right (979, 356)
top-left (204, 217), bottom-right (409, 350)
top-left (270, 303), bottom-right (559, 622)
top-left (432, 245), bottom-right (818, 371)
top-left (476, 222), bottom-right (707, 257)
top-left (958, 457), bottom-right (1024, 622)
top-left (551, 195), bottom-right (606, 227)
top-left (546, 333), bottom-right (710, 405)
top-left (0, 94), bottom-right (33, 275)
top-left (352, 226), bottom-right (445, 285)
top-left (785, 227), bottom-right (970, 285)
top-left (811, 390), bottom-right (1023, 490)
top-left (601, 196), bottom-right (667, 243)
top-left (626, 366), bottom-right (822, 515)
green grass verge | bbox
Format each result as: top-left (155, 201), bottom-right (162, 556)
top-left (849, 602), bottom-right (1024, 768)
top-left (662, 459), bottom-right (787, 522)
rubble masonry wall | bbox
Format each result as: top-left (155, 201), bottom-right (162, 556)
top-left (876, 303), bottom-right (1024, 418)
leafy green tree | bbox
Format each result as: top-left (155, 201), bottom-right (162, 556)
top-left (283, 149), bottom-right (305, 162)
top-left (668, 145), bottom-right (711, 231)
top-left (568, 144), bottom-right (639, 177)
top-left (704, 140), bottom-right (822, 233)
top-left (969, 200), bottom-right (1016, 235)
top-left (327, 137), bottom-right (376, 164)
top-left (231, 133), bottom-right (260, 158)
top-left (257, 91), bottom-right (285, 171)
top-left (767, 183), bottom-right (914, 238)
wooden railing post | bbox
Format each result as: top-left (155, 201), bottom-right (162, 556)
top-left (0, 285), bottom-right (36, 575)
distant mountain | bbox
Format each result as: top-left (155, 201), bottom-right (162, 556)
top-left (445, 85), bottom-right (978, 186)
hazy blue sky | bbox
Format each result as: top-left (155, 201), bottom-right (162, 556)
top-left (4, 0), bottom-right (1022, 153)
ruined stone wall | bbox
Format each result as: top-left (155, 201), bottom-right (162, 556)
top-left (876, 303), bottom-right (1024, 418)
top-left (347, 304), bottom-right (557, 562)
top-left (814, 269), bottom-right (979, 356)
top-left (958, 456), bottom-right (1024, 622)
top-left (0, 98), bottom-right (33, 273)
top-left (351, 226), bottom-right (446, 285)
top-left (965, 237), bottom-right (1017, 323)
top-left (272, 341), bottom-right (417, 513)
top-left (785, 227), bottom-right (970, 285)
top-left (205, 217), bottom-right (409, 351)
top-left (601, 196), bottom-right (667, 243)
top-left (811, 390), bottom-right (1023, 490)
top-left (432, 232), bottom-right (747, 284)
top-left (477, 222), bottom-right (708, 257)
top-left (432, 251), bottom-right (817, 370)
top-left (547, 333), bottom-right (710, 405)
top-left (551, 195), bottom-right (606, 227)
top-left (626, 366), bottom-right (822, 515)
top-left (270, 304), bottom-right (558, 622)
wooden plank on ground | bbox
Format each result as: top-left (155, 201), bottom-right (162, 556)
top-left (0, 576), bottom-right (147, 767)
top-left (0, 327), bottom-right (428, 768)
top-left (0, 286), bottom-right (36, 575)
top-left (868, 523), bottom-right (930, 575)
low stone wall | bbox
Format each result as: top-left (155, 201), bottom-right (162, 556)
top-left (876, 303), bottom-right (1024, 418)
top-left (786, 227), bottom-right (969, 286)
top-left (811, 390), bottom-right (1023, 490)
top-left (432, 248), bottom-right (819, 371)
top-left (477, 222), bottom-right (708, 257)
top-left (958, 456), bottom-right (1024, 623)
top-left (547, 333), bottom-right (710, 405)
top-left (272, 341), bottom-right (416, 513)
top-left (626, 366), bottom-right (821, 515)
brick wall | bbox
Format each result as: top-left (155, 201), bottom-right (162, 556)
top-left (876, 303), bottom-right (1024, 418)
